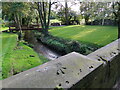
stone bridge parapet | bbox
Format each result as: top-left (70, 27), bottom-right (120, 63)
top-left (2, 39), bottom-right (120, 89)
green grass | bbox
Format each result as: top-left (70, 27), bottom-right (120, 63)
top-left (0, 27), bottom-right (9, 31)
top-left (1, 33), bottom-right (48, 79)
top-left (49, 25), bottom-right (118, 47)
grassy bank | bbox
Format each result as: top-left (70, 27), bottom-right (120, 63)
top-left (1, 33), bottom-right (47, 79)
top-left (0, 27), bottom-right (9, 32)
top-left (49, 25), bottom-right (118, 47)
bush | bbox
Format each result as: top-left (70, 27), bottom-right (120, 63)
top-left (0, 18), bottom-right (9, 27)
top-left (37, 34), bottom-right (86, 55)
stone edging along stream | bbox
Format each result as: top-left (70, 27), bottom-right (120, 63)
top-left (2, 39), bottom-right (120, 89)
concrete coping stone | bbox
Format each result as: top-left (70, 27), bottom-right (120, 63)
top-left (87, 39), bottom-right (119, 62)
top-left (2, 52), bottom-right (103, 88)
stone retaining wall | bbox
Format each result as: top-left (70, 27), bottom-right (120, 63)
top-left (2, 39), bottom-right (120, 89)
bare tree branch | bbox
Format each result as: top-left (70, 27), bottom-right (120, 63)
top-left (51, 2), bottom-right (57, 5)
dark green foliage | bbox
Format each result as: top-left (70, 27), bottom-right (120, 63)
top-left (37, 34), bottom-right (88, 55)
top-left (57, 8), bottom-right (80, 25)
top-left (23, 42), bottom-right (34, 48)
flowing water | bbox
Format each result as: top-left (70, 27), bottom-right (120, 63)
top-left (34, 42), bottom-right (61, 60)
top-left (23, 31), bottom-right (61, 60)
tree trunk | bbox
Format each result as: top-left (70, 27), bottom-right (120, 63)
top-left (17, 14), bottom-right (22, 31)
top-left (14, 14), bottom-right (19, 29)
top-left (116, 2), bottom-right (120, 38)
top-left (65, 2), bottom-right (69, 25)
top-left (37, 2), bottom-right (51, 36)
top-left (102, 18), bottom-right (105, 26)
top-left (118, 20), bottom-right (120, 38)
top-left (112, 2), bottom-right (120, 38)
top-left (16, 13), bottom-right (22, 41)
top-left (36, 17), bottom-right (38, 25)
top-left (37, 2), bottom-right (45, 30)
top-left (43, 2), bottom-right (47, 29)
top-left (46, 1), bottom-right (51, 34)
top-left (85, 18), bottom-right (89, 25)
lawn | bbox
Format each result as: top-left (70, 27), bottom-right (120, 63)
top-left (1, 33), bottom-right (47, 79)
top-left (0, 27), bottom-right (9, 32)
top-left (49, 25), bottom-right (118, 47)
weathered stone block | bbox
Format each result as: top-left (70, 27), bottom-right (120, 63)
top-left (2, 52), bottom-right (102, 88)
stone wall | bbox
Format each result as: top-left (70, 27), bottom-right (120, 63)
top-left (2, 39), bottom-right (120, 89)
top-left (71, 39), bottom-right (120, 89)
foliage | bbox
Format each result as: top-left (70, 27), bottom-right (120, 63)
top-left (2, 2), bottom-right (37, 27)
top-left (1, 33), bottom-right (48, 79)
top-left (50, 10), bottom-right (57, 19)
top-left (36, 2), bottom-right (53, 35)
top-left (111, 2), bottom-right (120, 21)
top-left (0, 18), bottom-right (6, 27)
top-left (56, 7), bottom-right (80, 25)
top-left (79, 2), bottom-right (115, 25)
top-left (37, 25), bottom-right (117, 55)
top-left (37, 34), bottom-right (94, 55)
top-left (112, 2), bottom-right (120, 38)
top-left (53, 2), bottom-right (79, 25)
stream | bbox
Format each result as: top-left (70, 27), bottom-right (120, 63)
top-left (34, 42), bottom-right (61, 60)
top-left (23, 31), bottom-right (61, 60)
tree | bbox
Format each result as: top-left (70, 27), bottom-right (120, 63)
top-left (65, 2), bottom-right (69, 25)
top-left (2, 2), bottom-right (36, 40)
top-left (80, 2), bottom-right (91, 25)
top-left (79, 2), bottom-right (114, 25)
top-left (57, 8), bottom-right (80, 25)
top-left (37, 1), bottom-right (56, 35)
top-left (112, 2), bottom-right (120, 38)
top-left (93, 2), bottom-right (114, 25)
top-left (52, 1), bottom-right (78, 25)
top-left (3, 3), bottom-right (28, 29)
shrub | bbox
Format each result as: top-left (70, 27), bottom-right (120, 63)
top-left (0, 18), bottom-right (9, 27)
top-left (37, 34), bottom-right (86, 55)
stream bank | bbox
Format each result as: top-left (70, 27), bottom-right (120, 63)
top-left (23, 31), bottom-right (61, 60)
